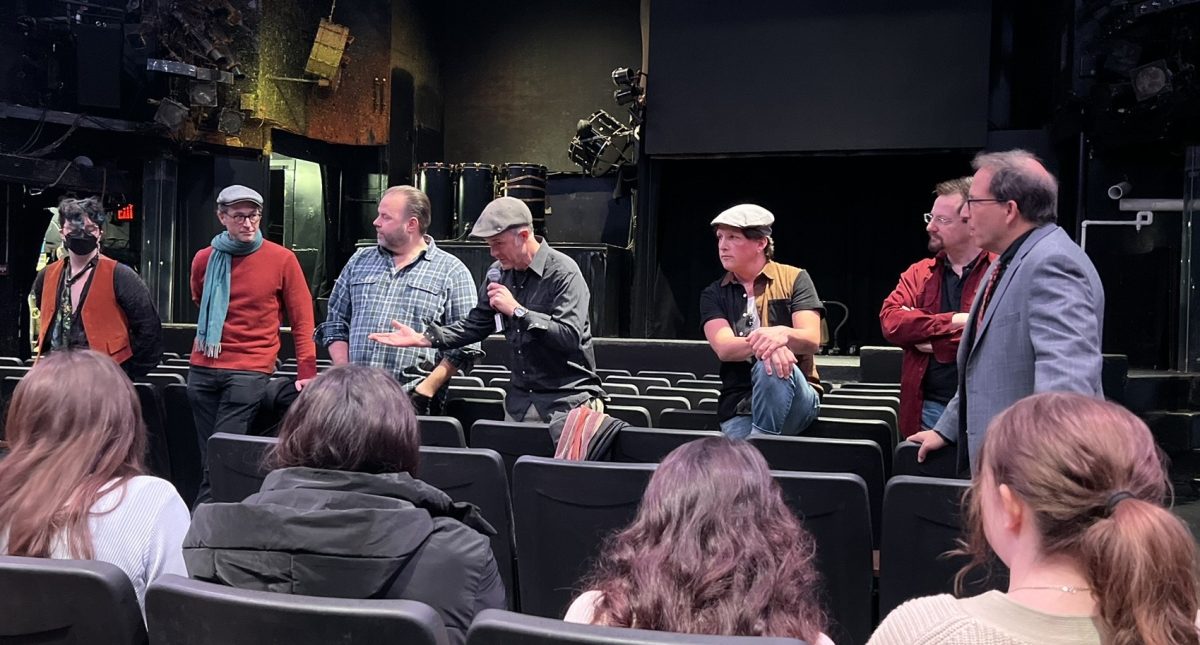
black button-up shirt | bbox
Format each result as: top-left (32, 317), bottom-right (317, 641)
top-left (425, 239), bottom-right (604, 419)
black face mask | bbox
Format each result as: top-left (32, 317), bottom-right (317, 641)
top-left (65, 233), bottom-right (98, 256)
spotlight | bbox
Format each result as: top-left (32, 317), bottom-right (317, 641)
top-left (189, 80), bottom-right (219, 107)
top-left (613, 85), bottom-right (643, 106)
top-left (153, 98), bottom-right (190, 132)
top-left (217, 108), bottom-right (244, 135)
top-left (1131, 60), bottom-right (1172, 101)
top-left (611, 67), bottom-right (638, 87)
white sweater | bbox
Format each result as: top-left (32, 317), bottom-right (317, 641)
top-left (869, 592), bottom-right (1102, 645)
top-left (1, 476), bottom-right (191, 612)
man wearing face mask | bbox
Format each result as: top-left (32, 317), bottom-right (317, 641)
top-left (31, 196), bottom-right (163, 378)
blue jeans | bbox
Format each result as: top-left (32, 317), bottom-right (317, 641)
top-left (719, 362), bottom-right (821, 440)
top-left (921, 399), bottom-right (947, 430)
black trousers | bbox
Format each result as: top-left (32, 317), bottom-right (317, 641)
top-left (187, 365), bottom-right (270, 506)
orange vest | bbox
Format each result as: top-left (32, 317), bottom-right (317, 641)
top-left (37, 256), bottom-right (133, 364)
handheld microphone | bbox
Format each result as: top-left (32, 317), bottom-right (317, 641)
top-left (486, 267), bottom-right (503, 332)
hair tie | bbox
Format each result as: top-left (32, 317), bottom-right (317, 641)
top-left (1104, 491), bottom-right (1136, 517)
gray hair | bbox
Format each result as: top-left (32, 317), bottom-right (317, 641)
top-left (382, 185), bottom-right (431, 235)
top-left (742, 227), bottom-right (775, 261)
top-left (972, 149), bottom-right (1058, 225)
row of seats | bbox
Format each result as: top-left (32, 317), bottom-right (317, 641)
top-left (205, 430), bottom-right (990, 643)
top-left (0, 558), bottom-right (814, 644)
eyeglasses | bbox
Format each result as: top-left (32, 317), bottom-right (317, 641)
top-left (923, 213), bottom-right (958, 226)
top-left (964, 197), bottom-right (1007, 211)
top-left (64, 224), bottom-right (101, 236)
top-left (225, 212), bottom-right (262, 224)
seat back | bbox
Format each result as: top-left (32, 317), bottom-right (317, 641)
top-left (603, 375), bottom-right (670, 394)
top-left (858, 346), bottom-right (903, 383)
top-left (600, 382), bottom-right (638, 396)
top-left (208, 433), bottom-right (276, 503)
top-left (634, 370), bottom-right (696, 385)
top-left (446, 399), bottom-right (506, 441)
top-left (892, 440), bottom-right (961, 478)
top-left (833, 382), bottom-right (901, 391)
top-left (676, 378), bottom-right (722, 390)
top-left (138, 372), bottom-right (187, 389)
top-left (448, 386), bottom-right (506, 402)
top-left (879, 476), bottom-right (1006, 618)
top-left (657, 408), bottom-right (721, 431)
top-left (450, 375), bottom-right (486, 388)
top-left (608, 428), bottom-right (716, 463)
top-left (773, 472), bottom-right (873, 645)
top-left (146, 574), bottom-right (449, 645)
top-left (470, 420), bottom-right (554, 483)
top-left (419, 447), bottom-right (516, 609)
top-left (511, 457), bottom-right (656, 618)
top-left (823, 394), bottom-right (900, 418)
top-left (807, 414), bottom-right (896, 460)
top-left (604, 405), bottom-right (651, 427)
top-left (0, 555), bottom-right (146, 645)
top-left (163, 384), bottom-right (202, 507)
top-left (594, 368), bottom-right (631, 379)
top-left (606, 395), bottom-right (690, 425)
top-left (466, 608), bottom-right (808, 645)
top-left (749, 435), bottom-right (885, 546)
top-left (419, 416), bottom-right (467, 448)
top-left (134, 383), bottom-right (172, 480)
top-left (645, 386), bottom-right (721, 408)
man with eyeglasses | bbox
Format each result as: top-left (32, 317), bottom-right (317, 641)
top-left (880, 177), bottom-right (992, 439)
top-left (909, 150), bottom-right (1105, 476)
top-left (31, 196), bottom-right (162, 378)
top-left (187, 184), bottom-right (317, 504)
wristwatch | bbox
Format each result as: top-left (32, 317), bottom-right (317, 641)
top-left (513, 306), bottom-right (528, 318)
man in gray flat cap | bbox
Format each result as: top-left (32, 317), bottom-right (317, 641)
top-left (188, 184), bottom-right (317, 504)
top-left (699, 203), bottom-right (824, 438)
top-left (370, 196), bottom-right (605, 421)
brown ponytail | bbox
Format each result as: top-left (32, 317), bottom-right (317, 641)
top-left (955, 393), bottom-right (1199, 645)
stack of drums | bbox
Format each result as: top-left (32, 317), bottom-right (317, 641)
top-left (499, 163), bottom-right (549, 237)
top-left (415, 162), bottom-right (548, 239)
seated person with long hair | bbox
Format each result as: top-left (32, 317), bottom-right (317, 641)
top-left (871, 392), bottom-right (1200, 645)
top-left (184, 364), bottom-right (505, 645)
top-left (565, 436), bottom-right (834, 645)
top-left (0, 350), bottom-right (190, 610)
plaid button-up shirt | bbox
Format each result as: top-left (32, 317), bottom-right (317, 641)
top-left (315, 238), bottom-right (482, 389)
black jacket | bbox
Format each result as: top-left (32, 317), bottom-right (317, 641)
top-left (184, 467), bottom-right (505, 645)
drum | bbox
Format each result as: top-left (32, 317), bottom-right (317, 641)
top-left (454, 163), bottom-right (497, 238)
top-left (415, 162), bottom-right (454, 240)
top-left (568, 110), bottom-right (634, 177)
top-left (500, 162), bottom-right (548, 237)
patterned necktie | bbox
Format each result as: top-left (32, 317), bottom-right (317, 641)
top-left (974, 260), bottom-right (1006, 333)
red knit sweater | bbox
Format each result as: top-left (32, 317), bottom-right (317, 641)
top-left (189, 240), bottom-right (317, 379)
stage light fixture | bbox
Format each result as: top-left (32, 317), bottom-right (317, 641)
top-left (217, 108), bottom-right (244, 135)
top-left (1131, 60), bottom-right (1172, 101)
top-left (153, 98), bottom-right (190, 132)
top-left (189, 80), bottom-right (219, 107)
top-left (613, 85), bottom-right (642, 106)
top-left (611, 67), bottom-right (637, 87)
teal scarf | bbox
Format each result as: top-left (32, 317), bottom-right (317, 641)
top-left (195, 231), bottom-right (263, 357)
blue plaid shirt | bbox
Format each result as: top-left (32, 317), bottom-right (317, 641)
top-left (315, 238), bottom-right (482, 389)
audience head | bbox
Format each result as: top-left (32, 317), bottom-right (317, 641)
top-left (0, 350), bottom-right (145, 558)
top-left (268, 364), bottom-right (420, 477)
top-left (965, 149), bottom-right (1057, 253)
top-left (925, 177), bottom-right (974, 256)
top-left (959, 392), bottom-right (1198, 645)
top-left (582, 436), bottom-right (826, 642)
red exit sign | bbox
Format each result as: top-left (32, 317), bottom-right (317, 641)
top-left (116, 204), bottom-right (135, 222)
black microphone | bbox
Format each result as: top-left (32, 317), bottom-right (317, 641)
top-left (486, 267), bottom-right (503, 332)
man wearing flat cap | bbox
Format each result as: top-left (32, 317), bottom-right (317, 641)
top-left (188, 184), bottom-right (317, 504)
top-left (700, 204), bottom-right (824, 438)
top-left (370, 196), bottom-right (605, 421)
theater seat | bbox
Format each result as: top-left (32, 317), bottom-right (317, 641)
top-left (469, 420), bottom-right (554, 483)
top-left (879, 476), bottom-right (1006, 619)
top-left (146, 574), bottom-right (449, 645)
top-left (892, 440), bottom-right (961, 478)
top-left (0, 555), bottom-right (146, 645)
top-left (608, 428), bottom-right (716, 463)
top-left (418, 416), bottom-right (467, 448)
top-left (657, 408), bottom-right (720, 431)
top-left (207, 433), bottom-right (275, 503)
top-left (163, 384), bottom-right (202, 507)
top-left (466, 608), bottom-right (809, 645)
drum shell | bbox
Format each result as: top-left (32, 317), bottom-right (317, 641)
top-left (455, 163), bottom-right (497, 237)
top-left (416, 163), bottom-right (454, 239)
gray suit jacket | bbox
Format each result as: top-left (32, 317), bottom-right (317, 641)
top-left (932, 223), bottom-right (1105, 474)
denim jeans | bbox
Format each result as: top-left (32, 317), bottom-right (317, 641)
top-left (921, 399), bottom-right (948, 430)
top-left (719, 361), bottom-right (821, 440)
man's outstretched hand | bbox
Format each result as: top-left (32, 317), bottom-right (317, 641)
top-left (368, 320), bottom-right (431, 348)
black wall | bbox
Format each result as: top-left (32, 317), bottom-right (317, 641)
top-left (645, 0), bottom-right (992, 155)
top-left (439, 0), bottom-right (642, 171)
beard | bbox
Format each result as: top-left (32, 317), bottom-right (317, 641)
top-left (927, 234), bottom-right (944, 254)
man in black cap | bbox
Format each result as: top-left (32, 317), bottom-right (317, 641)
top-left (700, 203), bottom-right (824, 439)
top-left (369, 196), bottom-right (605, 421)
